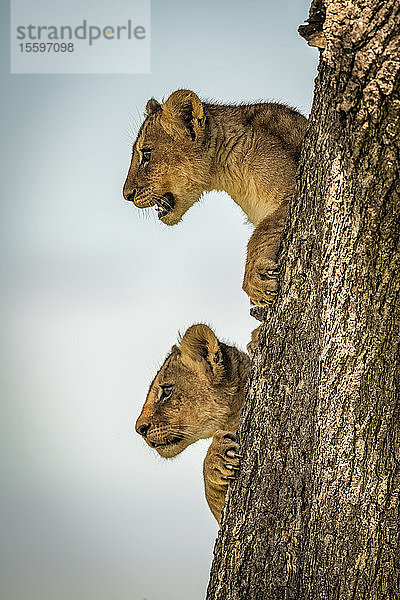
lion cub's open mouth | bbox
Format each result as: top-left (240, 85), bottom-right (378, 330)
top-left (155, 193), bottom-right (175, 219)
top-left (149, 435), bottom-right (183, 449)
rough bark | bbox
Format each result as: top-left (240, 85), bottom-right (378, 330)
top-left (206, 1), bottom-right (400, 599)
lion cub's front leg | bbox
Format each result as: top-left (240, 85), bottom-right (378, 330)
top-left (203, 431), bottom-right (241, 524)
top-left (242, 205), bottom-right (288, 307)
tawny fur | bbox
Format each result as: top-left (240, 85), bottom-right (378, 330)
top-left (123, 89), bottom-right (307, 306)
top-left (135, 324), bottom-right (250, 523)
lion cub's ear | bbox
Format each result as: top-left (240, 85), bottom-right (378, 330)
top-left (146, 98), bottom-right (162, 116)
top-left (161, 89), bottom-right (206, 141)
top-left (179, 324), bottom-right (225, 384)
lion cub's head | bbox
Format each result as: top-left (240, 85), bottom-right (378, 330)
top-left (123, 89), bottom-right (213, 225)
top-left (135, 324), bottom-right (249, 458)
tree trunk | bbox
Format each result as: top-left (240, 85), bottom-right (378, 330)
top-left (206, 1), bottom-right (400, 599)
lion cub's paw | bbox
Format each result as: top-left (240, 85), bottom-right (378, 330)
top-left (243, 257), bottom-right (280, 307)
top-left (204, 431), bottom-right (241, 488)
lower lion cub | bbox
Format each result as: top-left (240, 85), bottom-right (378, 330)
top-left (135, 324), bottom-right (250, 523)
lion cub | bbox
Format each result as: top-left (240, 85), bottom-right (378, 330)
top-left (123, 89), bottom-right (307, 306)
top-left (135, 324), bottom-right (250, 523)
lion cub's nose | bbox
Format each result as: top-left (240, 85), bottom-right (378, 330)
top-left (124, 188), bottom-right (137, 202)
top-left (136, 422), bottom-right (150, 437)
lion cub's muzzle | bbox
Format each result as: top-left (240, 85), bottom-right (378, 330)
top-left (136, 421), bottom-right (183, 449)
top-left (123, 187), bottom-right (154, 208)
top-left (124, 186), bottom-right (175, 220)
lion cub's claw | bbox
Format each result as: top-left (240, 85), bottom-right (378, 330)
top-left (243, 259), bottom-right (280, 307)
top-left (204, 431), bottom-right (241, 488)
top-left (267, 267), bottom-right (281, 279)
top-left (225, 462), bottom-right (240, 481)
top-left (258, 289), bottom-right (278, 306)
top-left (259, 268), bottom-right (280, 281)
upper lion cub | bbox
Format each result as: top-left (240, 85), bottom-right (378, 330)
top-left (123, 89), bottom-right (307, 306)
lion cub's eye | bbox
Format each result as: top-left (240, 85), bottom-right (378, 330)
top-left (160, 385), bottom-right (173, 401)
top-left (140, 148), bottom-right (152, 166)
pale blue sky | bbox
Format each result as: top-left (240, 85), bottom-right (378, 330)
top-left (0, 1), bottom-right (317, 599)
